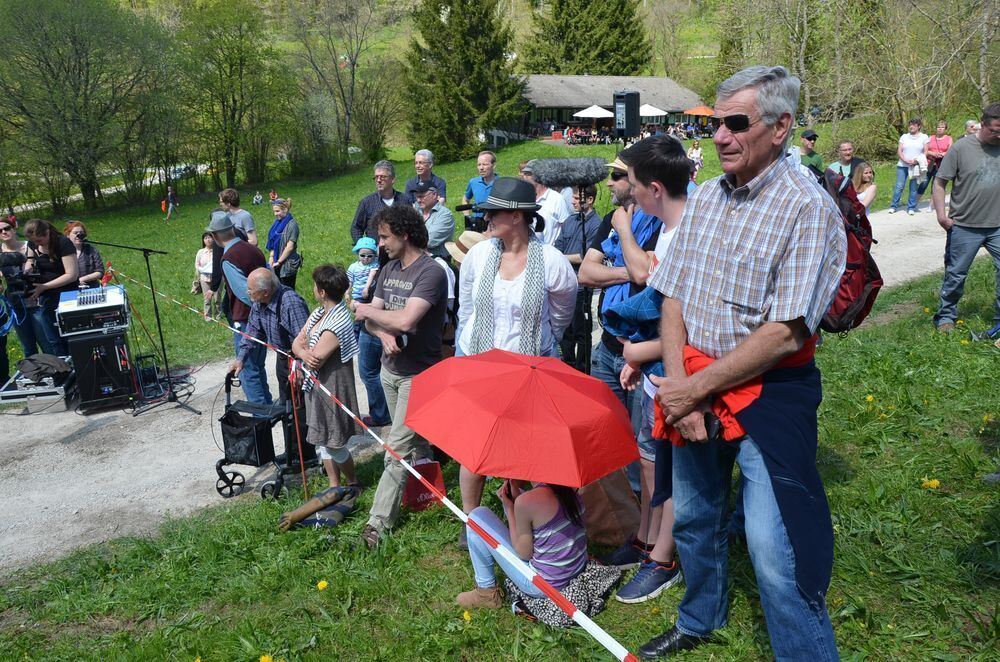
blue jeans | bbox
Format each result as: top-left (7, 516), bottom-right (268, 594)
top-left (8, 296), bottom-right (41, 357)
top-left (934, 224), bottom-right (1000, 326)
top-left (466, 506), bottom-right (545, 597)
top-left (591, 341), bottom-right (641, 490)
top-left (233, 327), bottom-right (270, 405)
top-left (891, 165), bottom-right (918, 212)
top-left (672, 436), bottom-right (838, 660)
top-left (30, 300), bottom-right (66, 356)
top-left (357, 327), bottom-right (390, 423)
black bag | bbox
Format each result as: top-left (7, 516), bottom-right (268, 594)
top-left (17, 354), bottom-right (72, 381)
top-left (219, 409), bottom-right (275, 466)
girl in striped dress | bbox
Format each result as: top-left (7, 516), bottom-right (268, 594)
top-left (292, 264), bottom-right (362, 490)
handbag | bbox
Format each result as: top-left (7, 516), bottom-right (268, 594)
top-left (402, 459), bottom-right (445, 511)
top-left (191, 278), bottom-right (202, 294)
top-left (578, 468), bottom-right (640, 547)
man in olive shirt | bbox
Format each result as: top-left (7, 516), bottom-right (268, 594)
top-left (799, 129), bottom-right (823, 172)
top-left (354, 204), bottom-right (448, 548)
top-left (932, 103), bottom-right (1000, 334)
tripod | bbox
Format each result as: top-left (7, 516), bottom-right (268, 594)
top-left (89, 240), bottom-right (200, 416)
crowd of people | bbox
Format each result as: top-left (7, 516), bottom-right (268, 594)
top-left (1, 60), bottom-right (996, 657)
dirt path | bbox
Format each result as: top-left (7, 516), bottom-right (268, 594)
top-left (0, 200), bottom-right (970, 574)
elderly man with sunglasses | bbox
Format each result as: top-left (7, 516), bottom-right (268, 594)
top-left (638, 66), bottom-right (846, 660)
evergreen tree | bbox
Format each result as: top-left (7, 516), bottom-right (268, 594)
top-left (521, 0), bottom-right (651, 75)
top-left (405, 0), bottom-right (526, 162)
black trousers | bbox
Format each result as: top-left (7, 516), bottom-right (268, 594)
top-left (559, 288), bottom-right (593, 374)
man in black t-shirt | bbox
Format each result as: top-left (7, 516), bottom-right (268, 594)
top-left (354, 204), bottom-right (447, 549)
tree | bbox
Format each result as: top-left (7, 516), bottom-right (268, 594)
top-left (521, 0), bottom-right (651, 75)
top-left (0, 0), bottom-right (165, 210)
top-left (405, 0), bottom-right (527, 162)
top-left (178, 0), bottom-right (280, 188)
top-left (290, 0), bottom-right (403, 161)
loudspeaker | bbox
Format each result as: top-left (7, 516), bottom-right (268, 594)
top-left (614, 91), bottom-right (640, 138)
top-left (68, 331), bottom-right (136, 411)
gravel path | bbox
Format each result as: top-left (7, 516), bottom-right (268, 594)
top-left (0, 200), bottom-right (969, 574)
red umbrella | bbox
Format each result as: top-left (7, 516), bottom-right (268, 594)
top-left (405, 349), bottom-right (637, 487)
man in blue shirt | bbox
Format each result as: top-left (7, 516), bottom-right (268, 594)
top-left (461, 150), bottom-right (498, 232)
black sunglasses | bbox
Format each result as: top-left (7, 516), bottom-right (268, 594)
top-left (610, 171), bottom-right (629, 181)
top-left (717, 114), bottom-right (757, 133)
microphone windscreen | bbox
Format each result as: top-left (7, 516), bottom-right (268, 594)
top-left (530, 157), bottom-right (608, 189)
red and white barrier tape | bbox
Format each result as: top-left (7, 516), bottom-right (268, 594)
top-left (111, 267), bottom-right (638, 661)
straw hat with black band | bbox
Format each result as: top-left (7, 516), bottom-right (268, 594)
top-left (445, 231), bottom-right (487, 264)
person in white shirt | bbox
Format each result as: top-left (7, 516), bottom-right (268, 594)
top-left (851, 162), bottom-right (877, 211)
top-left (454, 176), bottom-right (577, 549)
top-left (889, 118), bottom-right (930, 215)
top-left (519, 160), bottom-right (573, 246)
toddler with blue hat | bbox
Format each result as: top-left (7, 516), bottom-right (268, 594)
top-left (347, 237), bottom-right (379, 305)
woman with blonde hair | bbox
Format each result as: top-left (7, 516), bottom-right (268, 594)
top-left (851, 162), bottom-right (877, 211)
top-left (267, 197), bottom-right (302, 289)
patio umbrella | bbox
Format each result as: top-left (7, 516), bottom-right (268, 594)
top-left (573, 104), bottom-right (614, 119)
top-left (404, 350), bottom-right (637, 488)
top-left (683, 104), bottom-right (715, 116)
top-left (639, 103), bottom-right (667, 117)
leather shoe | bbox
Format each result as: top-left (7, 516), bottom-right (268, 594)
top-left (638, 626), bottom-right (710, 659)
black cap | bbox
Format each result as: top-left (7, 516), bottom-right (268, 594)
top-left (801, 129), bottom-right (818, 141)
top-left (413, 180), bottom-right (438, 195)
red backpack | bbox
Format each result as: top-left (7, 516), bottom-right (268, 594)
top-left (820, 170), bottom-right (883, 333)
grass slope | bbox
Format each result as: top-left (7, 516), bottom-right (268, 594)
top-left (1, 146), bottom-right (997, 658)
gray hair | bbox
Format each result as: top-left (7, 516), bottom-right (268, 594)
top-left (249, 269), bottom-right (281, 294)
top-left (415, 149), bottom-right (434, 165)
top-left (717, 65), bottom-right (800, 147)
top-left (965, 119), bottom-right (978, 131)
top-left (374, 160), bottom-right (395, 177)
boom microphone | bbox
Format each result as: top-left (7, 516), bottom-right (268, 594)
top-left (529, 157), bottom-right (609, 189)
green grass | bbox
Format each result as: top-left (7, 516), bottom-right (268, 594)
top-left (1, 155), bottom-right (997, 657)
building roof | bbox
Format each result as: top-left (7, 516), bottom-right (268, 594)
top-left (524, 75), bottom-right (702, 113)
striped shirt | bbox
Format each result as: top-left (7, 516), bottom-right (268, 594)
top-left (301, 303), bottom-right (358, 392)
top-left (649, 156), bottom-right (846, 358)
top-left (529, 490), bottom-right (587, 588)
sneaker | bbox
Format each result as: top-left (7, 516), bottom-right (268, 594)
top-left (599, 538), bottom-right (649, 569)
top-left (888, 208), bottom-right (898, 214)
top-left (937, 322), bottom-right (956, 334)
top-left (359, 524), bottom-right (382, 550)
top-left (908, 209), bottom-right (915, 216)
top-left (615, 559), bottom-right (683, 604)
top-left (970, 323), bottom-right (1000, 341)
top-left (458, 526), bottom-right (468, 551)
top-left (456, 586), bottom-right (503, 609)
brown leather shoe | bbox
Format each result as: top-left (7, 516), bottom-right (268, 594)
top-left (937, 322), bottom-right (956, 333)
top-left (456, 586), bottom-right (503, 609)
top-left (359, 524), bottom-right (381, 550)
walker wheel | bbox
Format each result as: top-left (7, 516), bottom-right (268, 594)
top-left (216, 471), bottom-right (245, 498)
top-left (260, 480), bottom-right (288, 500)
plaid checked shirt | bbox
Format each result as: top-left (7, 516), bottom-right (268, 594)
top-left (649, 156), bottom-right (846, 358)
top-left (237, 285), bottom-right (310, 361)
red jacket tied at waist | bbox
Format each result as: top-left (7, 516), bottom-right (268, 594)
top-left (653, 335), bottom-right (817, 446)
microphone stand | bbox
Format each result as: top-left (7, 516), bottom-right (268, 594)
top-left (577, 185), bottom-right (593, 375)
top-left (88, 240), bottom-right (200, 417)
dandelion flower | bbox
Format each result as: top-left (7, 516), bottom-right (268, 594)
top-left (983, 414), bottom-right (994, 423)
top-left (923, 307), bottom-right (930, 313)
top-left (957, 319), bottom-right (964, 325)
top-left (463, 610), bottom-right (472, 622)
top-left (921, 478), bottom-right (940, 490)
top-left (865, 395), bottom-right (874, 402)
top-left (651, 606), bottom-right (660, 615)
top-left (316, 580), bottom-right (328, 591)
top-left (960, 339), bottom-right (970, 345)
top-left (260, 656), bottom-right (273, 662)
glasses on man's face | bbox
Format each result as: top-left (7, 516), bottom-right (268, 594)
top-left (373, 174), bottom-right (391, 182)
top-left (610, 171), bottom-right (629, 182)
top-left (716, 113), bottom-right (757, 133)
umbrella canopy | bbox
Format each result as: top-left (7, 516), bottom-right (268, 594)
top-left (405, 350), bottom-right (637, 487)
top-left (573, 104), bottom-right (614, 119)
top-left (639, 103), bottom-right (667, 117)
top-left (683, 104), bottom-right (715, 116)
